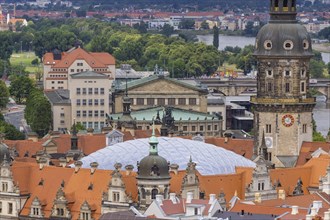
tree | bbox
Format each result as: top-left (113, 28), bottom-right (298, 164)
top-left (312, 118), bottom-right (326, 142)
top-left (133, 21), bottom-right (148, 34)
top-left (0, 80), bottom-right (9, 110)
top-left (9, 75), bottom-right (34, 104)
top-left (178, 19), bottom-right (195, 29)
top-left (213, 26), bottom-right (219, 49)
top-left (25, 89), bottom-right (52, 137)
top-left (310, 59), bottom-right (325, 78)
top-left (0, 121), bottom-right (25, 140)
top-left (0, 31), bottom-right (14, 60)
top-left (71, 122), bottom-right (85, 131)
top-left (76, 10), bottom-right (87, 18)
top-left (160, 24), bottom-right (174, 37)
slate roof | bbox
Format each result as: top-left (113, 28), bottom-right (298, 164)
top-left (44, 89), bottom-right (71, 105)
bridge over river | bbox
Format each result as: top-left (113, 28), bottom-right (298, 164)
top-left (192, 78), bottom-right (330, 103)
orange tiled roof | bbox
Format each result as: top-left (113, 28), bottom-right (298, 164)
top-left (43, 47), bottom-right (115, 68)
top-left (230, 201), bottom-right (295, 216)
top-left (12, 161), bottom-right (137, 219)
top-left (205, 137), bottom-right (254, 159)
top-left (4, 139), bottom-right (44, 158)
top-left (296, 141), bottom-right (330, 166)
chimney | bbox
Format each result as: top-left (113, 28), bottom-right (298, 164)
top-left (125, 164), bottom-right (134, 176)
top-left (324, 210), bottom-right (330, 220)
top-left (310, 207), bottom-right (318, 216)
top-left (224, 137), bottom-right (228, 143)
top-left (313, 201), bottom-right (322, 211)
top-left (278, 189), bottom-right (286, 200)
top-left (90, 162), bottom-right (99, 174)
top-left (169, 164), bottom-right (179, 175)
top-left (59, 157), bottom-right (67, 167)
top-left (254, 192), bottom-right (261, 203)
top-left (169, 193), bottom-right (177, 204)
top-left (66, 152), bottom-right (74, 162)
top-left (74, 161), bottom-right (83, 173)
top-left (306, 214), bottom-right (313, 220)
top-left (155, 195), bottom-right (164, 205)
top-left (209, 194), bottom-right (216, 204)
top-left (291, 206), bottom-right (299, 215)
top-left (186, 192), bottom-right (193, 203)
top-left (38, 157), bottom-right (48, 170)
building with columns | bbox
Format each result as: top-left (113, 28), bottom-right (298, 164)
top-left (251, 0), bottom-right (315, 167)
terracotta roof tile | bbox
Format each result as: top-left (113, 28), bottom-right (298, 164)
top-left (296, 141), bottom-right (330, 166)
top-left (230, 201), bottom-right (295, 216)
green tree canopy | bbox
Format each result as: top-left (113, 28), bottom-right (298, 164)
top-left (178, 19), bottom-right (195, 29)
top-left (0, 31), bottom-right (15, 60)
top-left (25, 89), bottom-right (52, 137)
top-left (213, 25), bottom-right (219, 49)
top-left (9, 75), bottom-right (34, 104)
top-left (0, 80), bottom-right (9, 110)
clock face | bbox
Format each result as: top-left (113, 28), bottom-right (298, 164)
top-left (282, 114), bottom-right (294, 127)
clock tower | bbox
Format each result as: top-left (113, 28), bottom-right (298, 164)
top-left (252, 0), bottom-right (315, 167)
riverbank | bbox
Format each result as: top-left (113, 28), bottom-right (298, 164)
top-left (313, 43), bottom-right (330, 53)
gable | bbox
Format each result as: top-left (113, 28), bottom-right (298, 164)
top-left (129, 78), bottom-right (202, 95)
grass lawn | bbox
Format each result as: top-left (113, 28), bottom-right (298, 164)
top-left (10, 52), bottom-right (40, 73)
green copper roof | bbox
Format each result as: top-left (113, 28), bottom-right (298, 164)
top-left (111, 107), bottom-right (217, 121)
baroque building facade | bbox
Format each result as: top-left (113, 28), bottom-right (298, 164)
top-left (251, 0), bottom-right (315, 167)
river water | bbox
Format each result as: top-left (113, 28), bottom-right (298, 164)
top-left (197, 34), bottom-right (330, 64)
top-left (198, 34), bottom-right (330, 136)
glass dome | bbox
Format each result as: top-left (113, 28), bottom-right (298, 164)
top-left (78, 137), bottom-right (255, 175)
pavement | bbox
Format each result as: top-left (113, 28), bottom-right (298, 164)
top-left (3, 104), bottom-right (29, 133)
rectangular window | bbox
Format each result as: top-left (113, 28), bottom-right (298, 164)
top-left (214, 125), bottom-right (218, 131)
top-left (8, 202), bottom-right (13, 214)
top-left (157, 98), bottom-right (165, 106)
top-left (82, 88), bottom-right (86, 95)
top-left (88, 99), bottom-right (93, 106)
top-left (94, 99), bottom-right (99, 105)
top-left (71, 69), bottom-right (74, 72)
top-left (76, 111), bottom-right (81, 117)
top-left (189, 98), bottom-right (196, 105)
top-left (113, 192), bottom-right (120, 202)
top-left (168, 98), bottom-right (175, 105)
top-left (199, 125), bottom-right (204, 131)
top-left (60, 120), bottom-right (65, 124)
top-left (100, 99), bottom-right (104, 106)
top-left (137, 98), bottom-right (144, 105)
top-left (88, 110), bottom-right (93, 117)
top-left (266, 124), bottom-right (272, 133)
top-left (100, 122), bottom-right (105, 128)
top-left (207, 125), bottom-right (211, 131)
top-left (100, 88), bottom-right (105, 94)
top-left (88, 88), bottom-right (93, 94)
top-left (82, 99), bottom-right (87, 106)
top-left (301, 82), bottom-right (305, 92)
top-left (94, 122), bottom-right (99, 129)
top-left (94, 111), bottom-right (99, 117)
top-left (285, 83), bottom-right (290, 93)
top-left (94, 88), bottom-right (99, 94)
top-left (88, 122), bottom-right (93, 128)
top-left (147, 98), bottom-right (154, 105)
top-left (194, 208), bottom-right (198, 215)
top-left (183, 126), bottom-right (188, 131)
top-left (2, 182), bottom-right (8, 192)
top-left (100, 110), bottom-right (105, 117)
top-left (0, 201), bottom-right (2, 213)
top-left (60, 113), bottom-right (65, 117)
top-left (267, 82), bottom-right (272, 92)
top-left (178, 98), bottom-right (186, 105)
top-left (303, 124), bottom-right (307, 133)
top-left (82, 111), bottom-right (87, 117)
top-left (192, 126), bottom-right (196, 131)
top-left (76, 88), bottom-right (81, 95)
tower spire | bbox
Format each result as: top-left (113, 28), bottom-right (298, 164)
top-left (71, 119), bottom-right (78, 150)
top-left (269, 0), bottom-right (297, 23)
top-left (149, 118), bottom-right (159, 155)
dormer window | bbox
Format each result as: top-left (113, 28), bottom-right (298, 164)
top-left (264, 40), bottom-right (272, 50)
top-left (303, 39), bottom-right (309, 50)
top-left (283, 40), bottom-right (293, 50)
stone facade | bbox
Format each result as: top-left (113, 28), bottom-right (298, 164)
top-left (113, 75), bottom-right (208, 114)
top-left (252, 0), bottom-right (315, 167)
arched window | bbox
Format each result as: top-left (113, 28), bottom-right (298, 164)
top-left (275, 0), bottom-right (279, 7)
top-left (141, 188), bottom-right (146, 199)
top-left (151, 189), bottom-right (158, 199)
top-left (283, 0), bottom-right (288, 7)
